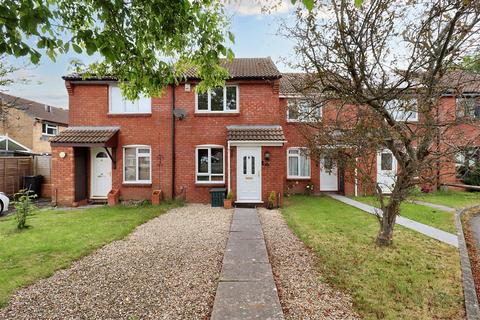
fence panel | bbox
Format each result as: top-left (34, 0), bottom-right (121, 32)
top-left (0, 157), bottom-right (33, 195)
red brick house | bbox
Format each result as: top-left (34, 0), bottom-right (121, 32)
top-left (50, 58), bottom-right (479, 206)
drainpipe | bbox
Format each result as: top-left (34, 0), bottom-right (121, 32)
top-left (354, 157), bottom-right (358, 197)
top-left (171, 85), bottom-right (176, 199)
top-left (227, 141), bottom-right (231, 193)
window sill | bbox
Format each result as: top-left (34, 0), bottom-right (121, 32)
top-left (287, 177), bottom-right (311, 180)
top-left (195, 183), bottom-right (226, 187)
top-left (122, 183), bottom-right (152, 187)
top-left (108, 113), bottom-right (152, 118)
top-left (194, 112), bottom-right (240, 117)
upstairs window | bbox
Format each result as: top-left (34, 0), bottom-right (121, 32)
top-left (385, 99), bottom-right (418, 122)
top-left (196, 146), bottom-right (224, 183)
top-left (456, 95), bottom-right (480, 119)
top-left (196, 86), bottom-right (239, 112)
top-left (109, 85), bottom-right (151, 114)
top-left (287, 148), bottom-right (311, 178)
top-left (42, 122), bottom-right (58, 136)
top-left (287, 100), bottom-right (322, 122)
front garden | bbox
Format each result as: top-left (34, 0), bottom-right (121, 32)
top-left (0, 201), bottom-right (179, 307)
top-left (283, 195), bottom-right (464, 319)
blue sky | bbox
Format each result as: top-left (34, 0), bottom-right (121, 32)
top-left (4, 2), bottom-right (297, 108)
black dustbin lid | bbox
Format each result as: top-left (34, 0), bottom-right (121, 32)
top-left (209, 188), bottom-right (226, 193)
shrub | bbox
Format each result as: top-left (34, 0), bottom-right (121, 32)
top-left (226, 191), bottom-right (234, 200)
top-left (462, 164), bottom-right (480, 186)
top-left (13, 189), bottom-right (37, 230)
top-left (267, 191), bottom-right (277, 209)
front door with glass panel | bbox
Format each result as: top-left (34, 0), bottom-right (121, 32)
top-left (320, 157), bottom-right (338, 191)
top-left (377, 150), bottom-right (397, 193)
top-left (237, 147), bottom-right (262, 202)
top-left (91, 147), bottom-right (112, 198)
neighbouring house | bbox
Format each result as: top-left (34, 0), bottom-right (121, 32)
top-left (0, 92), bottom-right (69, 154)
top-left (49, 58), bottom-right (480, 206)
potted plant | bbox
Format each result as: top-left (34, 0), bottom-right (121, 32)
top-left (305, 183), bottom-right (314, 195)
top-left (267, 191), bottom-right (276, 209)
top-left (224, 191), bottom-right (234, 209)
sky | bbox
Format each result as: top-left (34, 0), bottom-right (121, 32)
top-left (3, 1), bottom-right (299, 109)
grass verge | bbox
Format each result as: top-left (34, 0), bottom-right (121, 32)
top-left (282, 195), bottom-right (464, 320)
top-left (0, 201), bottom-right (179, 307)
top-left (353, 196), bottom-right (456, 233)
top-left (412, 190), bottom-right (480, 209)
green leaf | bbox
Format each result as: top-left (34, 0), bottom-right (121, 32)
top-left (72, 43), bottom-right (82, 54)
top-left (228, 31), bottom-right (235, 44)
top-left (302, 0), bottom-right (314, 10)
top-left (355, 0), bottom-right (364, 7)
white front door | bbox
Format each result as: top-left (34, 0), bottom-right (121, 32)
top-left (91, 148), bottom-right (112, 198)
top-left (320, 157), bottom-right (338, 191)
top-left (377, 150), bottom-right (397, 194)
top-left (236, 147), bottom-right (262, 203)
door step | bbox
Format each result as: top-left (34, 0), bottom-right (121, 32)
top-left (89, 198), bottom-right (107, 205)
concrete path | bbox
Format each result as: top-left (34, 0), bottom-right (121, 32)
top-left (326, 193), bottom-right (459, 248)
top-left (411, 200), bottom-right (456, 213)
top-left (211, 208), bottom-right (284, 320)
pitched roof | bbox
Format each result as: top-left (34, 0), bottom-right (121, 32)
top-left (0, 92), bottom-right (68, 125)
top-left (50, 126), bottom-right (119, 146)
top-left (63, 58), bottom-right (282, 81)
top-left (279, 73), bottom-right (322, 97)
top-left (227, 125), bottom-right (286, 141)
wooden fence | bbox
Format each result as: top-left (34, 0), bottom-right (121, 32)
top-left (0, 157), bottom-right (32, 195)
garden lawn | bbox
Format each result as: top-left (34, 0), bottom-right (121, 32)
top-left (412, 190), bottom-right (480, 209)
top-left (283, 195), bottom-right (464, 320)
top-left (352, 196), bottom-right (456, 233)
top-left (0, 202), bottom-right (178, 307)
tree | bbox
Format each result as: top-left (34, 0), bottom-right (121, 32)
top-left (283, 0), bottom-right (480, 246)
top-left (0, 0), bottom-right (233, 98)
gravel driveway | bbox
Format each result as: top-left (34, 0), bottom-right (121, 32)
top-left (0, 204), bottom-right (233, 320)
top-left (258, 208), bottom-right (358, 320)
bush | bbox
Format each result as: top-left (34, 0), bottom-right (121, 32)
top-left (267, 191), bottom-right (277, 209)
top-left (226, 191), bottom-right (234, 200)
top-left (13, 189), bottom-right (37, 230)
top-left (462, 164), bottom-right (480, 186)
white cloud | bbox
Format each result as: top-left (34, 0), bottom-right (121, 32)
top-left (227, 0), bottom-right (292, 16)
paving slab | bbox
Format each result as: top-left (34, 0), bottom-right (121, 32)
top-left (211, 281), bottom-right (284, 320)
top-left (211, 207), bottom-right (284, 320)
top-left (326, 193), bottom-right (458, 247)
top-left (412, 200), bottom-right (456, 213)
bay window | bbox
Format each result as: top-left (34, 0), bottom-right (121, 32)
top-left (123, 146), bottom-right (151, 183)
top-left (287, 148), bottom-right (311, 178)
top-left (196, 146), bottom-right (224, 183)
top-left (196, 86), bottom-right (239, 112)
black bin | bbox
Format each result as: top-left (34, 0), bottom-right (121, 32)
top-left (23, 175), bottom-right (43, 197)
top-left (210, 188), bottom-right (226, 207)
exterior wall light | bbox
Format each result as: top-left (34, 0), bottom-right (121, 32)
top-left (264, 151), bottom-right (271, 161)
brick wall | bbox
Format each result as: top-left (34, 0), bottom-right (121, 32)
top-left (51, 146), bottom-right (75, 205)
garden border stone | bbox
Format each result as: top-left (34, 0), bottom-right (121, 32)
top-left (456, 205), bottom-right (480, 320)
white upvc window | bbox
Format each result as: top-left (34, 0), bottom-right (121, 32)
top-left (287, 99), bottom-right (322, 122)
top-left (109, 85), bottom-right (151, 114)
top-left (42, 122), bottom-right (58, 136)
top-left (195, 86), bottom-right (239, 113)
top-left (287, 148), bottom-right (311, 179)
top-left (123, 145), bottom-right (152, 183)
top-left (195, 145), bottom-right (225, 183)
top-left (456, 95), bottom-right (480, 119)
top-left (385, 99), bottom-right (418, 122)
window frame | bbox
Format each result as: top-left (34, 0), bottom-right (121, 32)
top-left (108, 84), bottom-right (152, 115)
top-left (287, 99), bottom-right (322, 123)
top-left (195, 145), bottom-right (225, 184)
top-left (287, 147), bottom-right (311, 179)
top-left (456, 95), bottom-right (480, 120)
top-left (42, 122), bottom-right (58, 136)
top-left (385, 99), bottom-right (418, 122)
top-left (122, 145), bottom-right (152, 184)
top-left (195, 85), bottom-right (240, 113)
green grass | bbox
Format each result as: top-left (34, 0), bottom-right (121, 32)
top-left (0, 202), bottom-right (179, 307)
top-left (283, 195), bottom-right (464, 320)
top-left (352, 196), bottom-right (456, 233)
top-left (412, 190), bottom-right (480, 209)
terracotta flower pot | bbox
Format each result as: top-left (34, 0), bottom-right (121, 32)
top-left (152, 190), bottom-right (163, 206)
top-left (224, 199), bottom-right (233, 209)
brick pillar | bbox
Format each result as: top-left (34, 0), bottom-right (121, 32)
top-left (51, 146), bottom-right (75, 206)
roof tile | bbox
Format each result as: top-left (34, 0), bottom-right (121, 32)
top-left (227, 125), bottom-right (285, 141)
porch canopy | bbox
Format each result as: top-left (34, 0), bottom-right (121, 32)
top-left (50, 126), bottom-right (119, 148)
top-left (227, 125), bottom-right (286, 146)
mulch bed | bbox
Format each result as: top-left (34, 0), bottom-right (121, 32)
top-left (462, 208), bottom-right (480, 299)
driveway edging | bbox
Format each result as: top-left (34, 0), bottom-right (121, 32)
top-left (456, 205), bottom-right (480, 320)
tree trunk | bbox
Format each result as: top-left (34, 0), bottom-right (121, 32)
top-left (376, 199), bottom-right (400, 246)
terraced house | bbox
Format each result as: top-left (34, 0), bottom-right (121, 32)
top-left (49, 58), bottom-right (479, 206)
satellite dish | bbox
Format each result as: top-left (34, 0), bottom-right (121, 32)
top-left (173, 108), bottom-right (187, 120)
